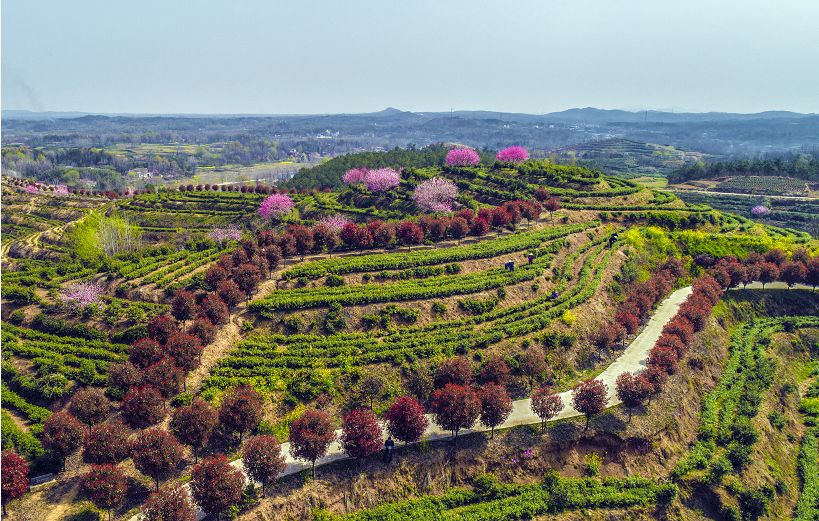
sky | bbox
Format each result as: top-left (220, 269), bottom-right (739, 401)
top-left (2, 0), bottom-right (819, 115)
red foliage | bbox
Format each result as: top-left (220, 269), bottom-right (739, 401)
top-left (531, 386), bottom-right (564, 432)
top-left (1, 450), bottom-right (29, 512)
top-left (69, 387), bottom-right (111, 428)
top-left (757, 261), bottom-right (780, 287)
top-left (663, 317), bottom-right (695, 345)
top-left (216, 279), bottom-right (244, 308)
top-left (396, 221), bottom-right (424, 248)
top-left (130, 428), bottom-right (184, 490)
top-left (534, 187), bottom-right (550, 201)
top-left (712, 266), bottom-right (731, 289)
top-left (147, 315), bottom-right (177, 344)
top-left (434, 356), bottom-right (473, 388)
top-left (615, 372), bottom-right (651, 420)
top-left (470, 217), bottom-right (490, 236)
top-left (384, 396), bottom-right (428, 444)
top-left (121, 386), bottom-right (165, 428)
top-left (807, 257), bottom-right (819, 289)
top-left (489, 206), bottom-right (512, 228)
top-left (190, 455), bottom-right (245, 518)
top-left (130, 338), bottom-right (164, 369)
top-left (287, 224), bottom-right (314, 258)
top-left (107, 361), bottom-right (142, 391)
top-left (277, 232), bottom-right (297, 256)
top-left (171, 290), bottom-right (197, 323)
top-left (188, 317), bottom-right (216, 345)
top-left (142, 484), bottom-right (196, 521)
top-left (616, 311), bottom-right (640, 335)
top-left (233, 263), bottom-right (262, 299)
top-left (430, 384), bottom-right (481, 440)
top-left (642, 365), bottom-right (667, 394)
top-left (198, 293), bottom-right (229, 325)
top-left (82, 465), bottom-right (127, 517)
top-left (478, 383), bottom-right (513, 436)
top-left (289, 409), bottom-right (336, 476)
top-left (519, 348), bottom-right (548, 388)
top-left (218, 384), bottom-right (263, 440)
top-left (764, 248), bottom-right (787, 266)
top-left (780, 261), bottom-right (807, 287)
top-left (42, 412), bottom-right (85, 467)
top-left (143, 357), bottom-right (183, 399)
top-left (543, 197), bottom-right (561, 215)
top-left (341, 223), bottom-right (373, 249)
top-left (165, 332), bottom-right (202, 373)
top-left (478, 354), bottom-right (511, 386)
top-left (647, 345), bottom-right (679, 375)
top-left (242, 435), bottom-right (286, 492)
top-left (340, 409), bottom-right (383, 461)
top-left (170, 398), bottom-right (217, 462)
top-left (83, 421), bottom-right (130, 465)
top-left (571, 379), bottom-right (608, 429)
top-left (448, 217), bottom-right (470, 241)
top-left (656, 333), bottom-right (686, 358)
top-left (371, 221), bottom-right (396, 248)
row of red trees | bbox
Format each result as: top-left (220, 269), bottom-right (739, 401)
top-left (702, 249), bottom-right (819, 291)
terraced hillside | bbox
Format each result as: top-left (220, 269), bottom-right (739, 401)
top-left (1, 150), bottom-right (818, 521)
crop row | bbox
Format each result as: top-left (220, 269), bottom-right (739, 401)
top-left (0, 409), bottom-right (45, 461)
top-left (319, 474), bottom-right (676, 521)
top-left (282, 222), bottom-right (597, 279)
top-left (795, 427), bottom-right (819, 521)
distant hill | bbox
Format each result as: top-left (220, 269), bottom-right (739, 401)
top-left (551, 138), bottom-right (707, 177)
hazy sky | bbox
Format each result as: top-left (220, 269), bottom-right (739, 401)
top-left (3, 0), bottom-right (818, 114)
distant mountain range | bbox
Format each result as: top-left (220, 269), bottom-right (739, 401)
top-left (3, 107), bottom-right (818, 159)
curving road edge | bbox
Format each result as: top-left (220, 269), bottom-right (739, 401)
top-left (130, 286), bottom-right (693, 520)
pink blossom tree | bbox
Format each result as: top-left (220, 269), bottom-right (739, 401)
top-left (342, 168), bottom-right (369, 185)
top-left (318, 214), bottom-right (351, 232)
top-left (496, 146), bottom-right (529, 163)
top-left (208, 225), bottom-right (242, 243)
top-left (363, 168), bottom-right (401, 192)
top-left (750, 205), bottom-right (770, 218)
top-left (413, 178), bottom-right (458, 213)
top-left (60, 282), bottom-right (105, 310)
top-left (445, 147), bottom-right (480, 167)
top-left (24, 185), bottom-right (39, 194)
top-left (53, 185), bottom-right (70, 196)
top-left (258, 194), bottom-right (295, 220)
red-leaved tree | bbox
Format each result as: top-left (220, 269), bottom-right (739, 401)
top-left (242, 435), bottom-right (286, 496)
top-left (122, 386), bottom-right (165, 428)
top-left (615, 372), bottom-right (651, 421)
top-left (129, 338), bottom-right (164, 369)
top-left (431, 384), bottom-right (481, 444)
top-left (165, 332), bottom-right (203, 379)
top-left (234, 263), bottom-right (262, 300)
top-left (82, 464), bottom-right (127, 521)
top-left (83, 421), bottom-right (130, 465)
top-left (434, 356), bottom-right (473, 388)
top-left (142, 483), bottom-right (196, 521)
top-left (143, 357), bottom-right (183, 402)
top-left (340, 409), bottom-right (383, 465)
top-left (531, 385), bottom-right (564, 432)
top-left (147, 315), bottom-right (177, 344)
top-left (478, 383), bottom-right (513, 438)
top-left (190, 455), bottom-right (245, 519)
top-left (69, 387), bottom-right (111, 431)
top-left (170, 398), bottom-right (218, 462)
top-left (571, 379), bottom-right (608, 430)
top-left (384, 396), bottom-right (428, 445)
top-left (216, 279), bottom-right (244, 308)
top-left (42, 412), bottom-right (85, 470)
top-left (289, 408), bottom-right (336, 477)
top-left (478, 354), bottom-right (511, 386)
top-left (171, 290), bottom-right (197, 326)
top-left (2, 450), bottom-right (29, 515)
top-left (130, 428), bottom-right (184, 491)
top-left (219, 384), bottom-right (263, 441)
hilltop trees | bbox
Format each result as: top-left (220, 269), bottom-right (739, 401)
top-left (2, 450), bottom-right (29, 515)
top-left (219, 384), bottom-right (263, 441)
top-left (478, 383), bottom-right (513, 438)
top-left (130, 429), bottom-right (184, 491)
top-left (385, 396), bottom-right (428, 445)
top-left (340, 409), bottom-right (383, 464)
top-left (289, 408), bottom-right (335, 477)
top-left (531, 386), bottom-right (564, 432)
top-left (242, 435), bottom-right (286, 496)
top-left (572, 379), bottom-right (608, 430)
top-left (142, 484), bottom-right (196, 521)
top-left (82, 465), bottom-right (128, 521)
top-left (42, 412), bottom-right (85, 470)
top-left (190, 455), bottom-right (245, 519)
top-left (431, 384), bottom-right (481, 443)
top-left (171, 398), bottom-right (218, 462)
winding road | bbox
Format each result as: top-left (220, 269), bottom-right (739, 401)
top-left (129, 285), bottom-right (694, 520)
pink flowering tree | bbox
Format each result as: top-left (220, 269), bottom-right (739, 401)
top-left (445, 147), bottom-right (480, 167)
top-left (258, 194), bottom-right (295, 220)
top-left (208, 225), bottom-right (242, 243)
top-left (496, 146), bottom-right (529, 163)
top-left (413, 177), bottom-right (459, 213)
top-left (318, 214), bottom-right (351, 232)
top-left (53, 185), bottom-right (70, 196)
top-left (363, 168), bottom-right (401, 192)
top-left (24, 185), bottom-right (39, 194)
top-left (60, 282), bottom-right (105, 310)
top-left (342, 168), bottom-right (369, 185)
top-left (750, 205), bottom-right (770, 218)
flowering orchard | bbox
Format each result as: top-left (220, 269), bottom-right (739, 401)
top-left (363, 168), bottom-right (401, 192)
top-left (258, 194), bottom-right (295, 220)
top-left (445, 147), bottom-right (480, 167)
top-left (412, 177), bottom-right (459, 212)
top-left (60, 282), bottom-right (105, 310)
